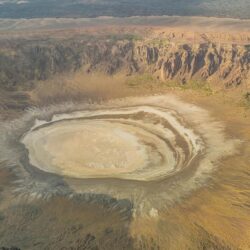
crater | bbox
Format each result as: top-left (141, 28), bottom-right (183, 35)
top-left (0, 95), bottom-right (238, 212)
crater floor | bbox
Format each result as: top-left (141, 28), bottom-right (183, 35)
top-left (22, 105), bottom-right (203, 181)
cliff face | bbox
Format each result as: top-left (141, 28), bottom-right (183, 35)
top-left (133, 42), bottom-right (249, 87)
top-left (0, 38), bottom-right (249, 90)
top-left (83, 40), bottom-right (249, 88)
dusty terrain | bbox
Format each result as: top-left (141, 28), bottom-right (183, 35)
top-left (0, 17), bottom-right (249, 249)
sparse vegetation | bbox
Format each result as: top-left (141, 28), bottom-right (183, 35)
top-left (147, 39), bottom-right (170, 47)
top-left (126, 74), bottom-right (213, 95)
top-left (245, 44), bottom-right (250, 51)
top-left (107, 34), bottom-right (142, 41)
top-left (125, 74), bottom-right (160, 87)
top-left (243, 92), bottom-right (250, 109)
top-left (178, 80), bottom-right (213, 94)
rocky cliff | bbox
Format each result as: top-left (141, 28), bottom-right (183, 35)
top-left (133, 42), bottom-right (249, 88)
top-left (0, 36), bottom-right (249, 90)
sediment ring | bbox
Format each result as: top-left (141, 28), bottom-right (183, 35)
top-left (21, 105), bottom-right (204, 181)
